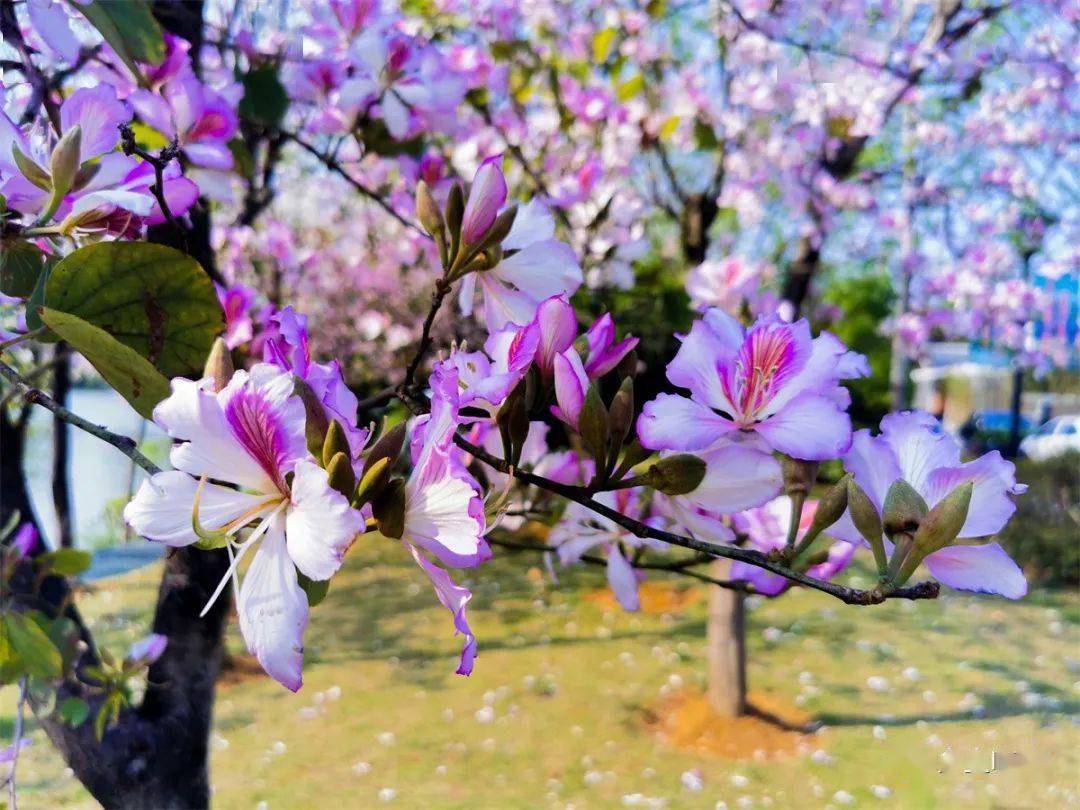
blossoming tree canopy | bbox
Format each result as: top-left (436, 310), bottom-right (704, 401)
top-left (0, 0), bottom-right (1066, 805)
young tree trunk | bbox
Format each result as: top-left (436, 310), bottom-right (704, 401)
top-left (706, 560), bottom-right (747, 717)
top-left (51, 344), bottom-right (75, 548)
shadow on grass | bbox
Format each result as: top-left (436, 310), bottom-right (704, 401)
top-left (816, 690), bottom-right (1080, 728)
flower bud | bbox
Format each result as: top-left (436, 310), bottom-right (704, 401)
top-left (202, 337), bottom-right (234, 393)
top-left (496, 378), bottom-right (530, 465)
top-left (445, 182), bottom-right (465, 240)
top-left (49, 125), bottom-right (82, 199)
top-left (325, 450), bottom-right (356, 499)
top-left (322, 420), bottom-right (351, 468)
top-left (803, 474), bottom-right (849, 541)
top-left (12, 145), bottom-right (51, 191)
top-left (578, 383), bottom-right (609, 462)
top-left (781, 456), bottom-right (819, 497)
top-left (648, 454), bottom-right (707, 496)
top-left (415, 180), bottom-right (444, 239)
top-left (882, 479), bottom-right (928, 538)
top-left (372, 477), bottom-right (407, 539)
top-left (362, 421), bottom-right (406, 477)
top-left (913, 481), bottom-right (973, 557)
top-left (847, 477), bottom-right (887, 573)
top-left (294, 377), bottom-right (330, 458)
top-left (355, 455), bottom-right (392, 507)
top-left (476, 204), bottom-right (517, 251)
top-left (607, 376), bottom-right (635, 447)
top-left (461, 157), bottom-right (507, 244)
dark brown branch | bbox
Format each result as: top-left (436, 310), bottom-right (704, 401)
top-left (0, 359), bottom-right (160, 475)
top-left (455, 433), bottom-right (939, 605)
top-left (400, 277), bottom-right (452, 393)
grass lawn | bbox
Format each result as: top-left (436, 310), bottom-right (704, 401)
top-left (3, 540), bottom-right (1078, 809)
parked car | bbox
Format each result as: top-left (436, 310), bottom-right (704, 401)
top-left (957, 410), bottom-right (1034, 455)
top-left (1019, 415), bottom-right (1080, 461)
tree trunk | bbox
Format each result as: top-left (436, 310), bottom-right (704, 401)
top-left (706, 560), bottom-right (747, 717)
top-left (51, 344), bottom-right (74, 548)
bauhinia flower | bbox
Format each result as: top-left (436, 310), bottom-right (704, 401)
top-left (261, 307), bottom-right (369, 459)
top-left (830, 411), bottom-right (1028, 599)
top-left (438, 320), bottom-right (539, 419)
top-left (638, 309), bottom-right (866, 461)
top-left (124, 364), bottom-right (364, 690)
top-left (217, 283), bottom-right (257, 349)
top-left (548, 488), bottom-right (666, 612)
top-left (125, 633), bottom-right (168, 666)
top-left (732, 497), bottom-right (855, 596)
top-left (457, 185), bottom-right (583, 329)
top-left (382, 363), bottom-right (489, 673)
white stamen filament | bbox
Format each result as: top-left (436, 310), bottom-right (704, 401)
top-left (199, 500), bottom-right (288, 618)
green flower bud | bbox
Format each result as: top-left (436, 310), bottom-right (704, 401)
top-left (415, 180), bottom-right (444, 238)
top-left (355, 455), bottom-right (391, 507)
top-left (49, 125), bottom-right (82, 199)
top-left (476, 204), bottom-right (517, 251)
top-left (372, 477), bottom-right (407, 539)
top-left (322, 420), bottom-right (351, 469)
top-left (445, 182), bottom-right (465, 237)
top-left (607, 376), bottom-right (635, 447)
top-left (325, 450), bottom-right (356, 500)
top-left (293, 377), bottom-right (330, 459)
top-left (847, 477), bottom-right (887, 574)
top-left (781, 455), bottom-right (819, 496)
top-left (802, 474), bottom-right (850, 543)
top-left (202, 337), bottom-right (234, 393)
top-left (648, 454), bottom-right (707, 496)
top-left (496, 378), bottom-right (530, 466)
top-left (882, 479), bottom-right (929, 538)
top-left (12, 145), bottom-right (51, 192)
top-left (363, 421), bottom-right (406, 477)
top-left (579, 383), bottom-right (609, 463)
top-left (914, 481), bottom-right (973, 557)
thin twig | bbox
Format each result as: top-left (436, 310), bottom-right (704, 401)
top-left (400, 277), bottom-right (452, 393)
top-left (118, 124), bottom-right (187, 239)
top-left (488, 536), bottom-right (752, 592)
top-left (0, 359), bottom-right (160, 475)
top-left (2, 677), bottom-right (27, 810)
top-left (454, 432), bottom-right (938, 605)
top-left (278, 131), bottom-right (427, 236)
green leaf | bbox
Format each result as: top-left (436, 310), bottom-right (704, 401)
top-left (592, 28), bottom-right (617, 63)
top-left (658, 116), bottom-right (680, 141)
top-left (0, 239), bottom-right (46, 298)
top-left (25, 255), bottom-right (53, 333)
top-left (39, 309), bottom-right (170, 419)
top-left (239, 67), bottom-right (289, 127)
top-left (615, 74), bottom-right (645, 103)
top-left (58, 697), bottom-right (90, 726)
top-left (38, 548), bottom-right (92, 576)
top-left (297, 572), bottom-right (330, 607)
top-left (72, 0), bottom-right (165, 81)
top-left (4, 612), bottom-right (62, 680)
top-left (44, 242), bottom-right (223, 378)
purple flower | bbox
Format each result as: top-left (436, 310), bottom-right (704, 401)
top-left (217, 283), bottom-right (256, 349)
top-left (401, 364), bottom-right (489, 673)
top-left (551, 347), bottom-right (589, 430)
top-left (731, 497), bottom-right (855, 596)
top-left (830, 411), bottom-right (1028, 599)
top-left (438, 320), bottom-right (540, 419)
top-left (461, 155), bottom-right (507, 244)
top-left (126, 633), bottom-right (168, 665)
top-left (10, 524), bottom-right (39, 559)
top-left (458, 199), bottom-right (583, 329)
top-left (638, 309), bottom-right (864, 462)
top-left (549, 488), bottom-right (666, 612)
top-left (581, 313), bottom-right (638, 379)
top-left (125, 365), bottom-right (365, 690)
top-left (262, 307), bottom-right (369, 460)
top-left (531, 295), bottom-right (577, 379)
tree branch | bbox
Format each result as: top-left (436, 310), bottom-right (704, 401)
top-left (455, 433), bottom-right (939, 605)
top-left (0, 359), bottom-right (160, 475)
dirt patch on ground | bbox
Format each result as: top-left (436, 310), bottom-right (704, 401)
top-left (587, 581), bottom-right (703, 613)
top-left (644, 689), bottom-right (818, 760)
top-left (217, 653), bottom-right (266, 688)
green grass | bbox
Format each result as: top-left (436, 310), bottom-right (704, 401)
top-left (3, 544), bottom-right (1078, 809)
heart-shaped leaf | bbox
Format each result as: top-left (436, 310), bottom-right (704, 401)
top-left (44, 242), bottom-right (223, 378)
top-left (71, 0), bottom-right (165, 81)
top-left (1, 239), bottom-right (48, 297)
top-left (40, 308), bottom-right (171, 419)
